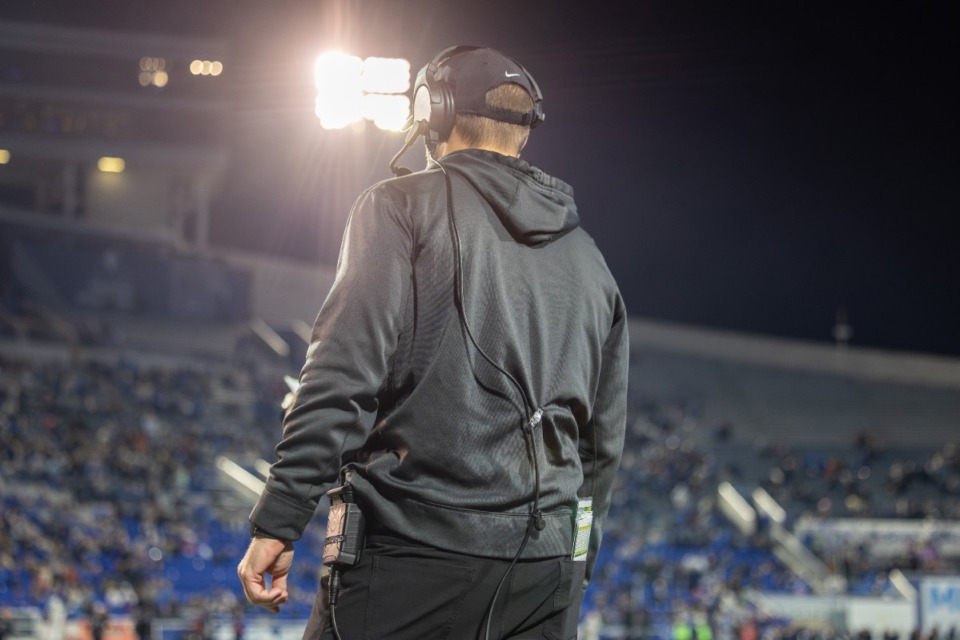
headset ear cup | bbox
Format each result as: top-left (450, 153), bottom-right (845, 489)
top-left (412, 83), bottom-right (434, 125)
top-left (414, 76), bottom-right (456, 151)
top-left (432, 80), bottom-right (456, 141)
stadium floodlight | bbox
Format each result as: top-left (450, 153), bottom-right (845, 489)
top-left (363, 93), bottom-right (410, 131)
top-left (315, 52), bottom-right (365, 130)
top-left (316, 92), bottom-right (364, 130)
top-left (315, 52), bottom-right (363, 93)
top-left (362, 57), bottom-right (410, 94)
top-left (314, 51), bottom-right (410, 131)
top-left (0, 149), bottom-right (9, 164)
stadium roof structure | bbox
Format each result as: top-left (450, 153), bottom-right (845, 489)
top-left (629, 317), bottom-right (960, 446)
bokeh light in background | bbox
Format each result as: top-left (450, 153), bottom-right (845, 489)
top-left (96, 156), bottom-right (126, 173)
top-left (138, 56), bottom-right (168, 88)
top-left (314, 52), bottom-right (410, 131)
top-left (190, 59), bottom-right (224, 76)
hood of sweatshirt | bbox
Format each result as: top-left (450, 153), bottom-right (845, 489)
top-left (439, 149), bottom-right (580, 246)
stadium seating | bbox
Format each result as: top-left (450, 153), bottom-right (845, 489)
top-left (2, 221), bottom-right (959, 639)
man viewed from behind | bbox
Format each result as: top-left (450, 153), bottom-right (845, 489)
top-left (238, 45), bottom-right (628, 639)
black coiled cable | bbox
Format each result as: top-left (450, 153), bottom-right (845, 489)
top-left (436, 160), bottom-right (545, 640)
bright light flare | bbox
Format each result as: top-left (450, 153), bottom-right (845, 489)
top-left (315, 52), bottom-right (363, 92)
top-left (314, 53), bottom-right (365, 130)
top-left (363, 94), bottom-right (410, 131)
top-left (362, 57), bottom-right (410, 94)
top-left (315, 92), bottom-right (363, 130)
top-left (314, 52), bottom-right (410, 130)
top-left (0, 149), bottom-right (10, 164)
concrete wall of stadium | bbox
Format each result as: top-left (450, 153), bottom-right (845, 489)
top-left (219, 252), bottom-right (337, 329)
top-left (628, 317), bottom-right (960, 446)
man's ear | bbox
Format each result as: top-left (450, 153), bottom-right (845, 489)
top-left (517, 132), bottom-right (529, 156)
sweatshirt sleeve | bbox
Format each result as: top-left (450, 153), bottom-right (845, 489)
top-left (579, 296), bottom-right (629, 582)
top-left (250, 186), bottom-right (413, 541)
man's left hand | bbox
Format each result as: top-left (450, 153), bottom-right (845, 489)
top-left (237, 537), bottom-right (294, 613)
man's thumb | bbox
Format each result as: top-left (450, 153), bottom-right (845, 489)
top-left (271, 572), bottom-right (289, 597)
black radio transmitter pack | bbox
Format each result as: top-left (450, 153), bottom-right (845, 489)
top-left (323, 484), bottom-right (366, 567)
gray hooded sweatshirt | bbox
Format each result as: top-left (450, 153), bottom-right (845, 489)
top-left (250, 148), bottom-right (628, 582)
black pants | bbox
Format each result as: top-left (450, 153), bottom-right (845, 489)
top-left (303, 539), bottom-right (585, 640)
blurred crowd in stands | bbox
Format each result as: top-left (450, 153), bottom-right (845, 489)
top-left (752, 437), bottom-right (960, 521)
top-left (742, 436), bottom-right (960, 594)
top-left (583, 394), bottom-right (812, 639)
top-left (0, 354), bottom-right (328, 631)
top-left (1, 346), bottom-right (958, 639)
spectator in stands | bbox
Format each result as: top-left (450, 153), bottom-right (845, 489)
top-left (134, 605), bottom-right (152, 640)
top-left (88, 603), bottom-right (108, 640)
top-left (0, 609), bottom-right (13, 640)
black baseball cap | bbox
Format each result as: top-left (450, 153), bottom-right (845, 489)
top-left (435, 46), bottom-right (544, 127)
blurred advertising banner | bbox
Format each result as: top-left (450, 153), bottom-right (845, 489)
top-left (920, 576), bottom-right (960, 633)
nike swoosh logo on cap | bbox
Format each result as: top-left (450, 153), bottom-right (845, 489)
top-left (504, 71), bottom-right (521, 78)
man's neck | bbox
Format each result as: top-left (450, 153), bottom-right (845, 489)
top-left (436, 131), bottom-right (519, 159)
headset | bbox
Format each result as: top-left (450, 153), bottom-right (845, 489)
top-left (414, 45), bottom-right (545, 150)
top-left (391, 45), bottom-right (545, 176)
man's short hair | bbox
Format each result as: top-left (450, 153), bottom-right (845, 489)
top-left (453, 84), bottom-right (533, 154)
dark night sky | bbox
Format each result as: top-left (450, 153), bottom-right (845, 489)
top-left (3, 1), bottom-right (957, 356)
